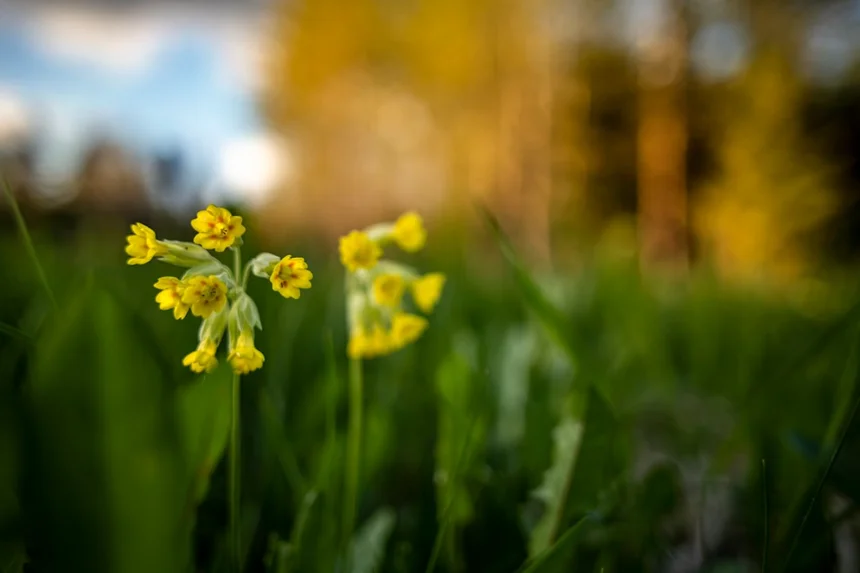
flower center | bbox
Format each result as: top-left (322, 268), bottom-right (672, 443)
top-left (212, 220), bottom-right (230, 237)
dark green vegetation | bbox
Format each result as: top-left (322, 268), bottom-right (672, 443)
top-left (2, 206), bottom-right (860, 573)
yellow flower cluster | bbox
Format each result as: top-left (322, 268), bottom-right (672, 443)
top-left (125, 205), bottom-right (312, 375)
top-left (339, 212), bottom-right (445, 359)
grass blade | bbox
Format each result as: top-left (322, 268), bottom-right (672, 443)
top-left (521, 516), bottom-right (594, 573)
top-left (782, 392), bottom-right (860, 571)
top-left (0, 321), bottom-right (31, 343)
top-left (1, 177), bottom-right (57, 311)
top-left (479, 205), bottom-right (575, 364)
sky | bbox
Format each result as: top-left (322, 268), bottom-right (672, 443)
top-left (0, 0), bottom-right (279, 207)
top-left (0, 0), bottom-right (857, 210)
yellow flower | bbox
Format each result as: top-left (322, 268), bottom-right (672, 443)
top-left (183, 338), bottom-right (219, 373)
top-left (339, 230), bottom-right (382, 272)
top-left (181, 275), bottom-right (228, 318)
top-left (347, 324), bottom-right (391, 359)
top-left (191, 205), bottom-right (246, 252)
top-left (154, 277), bottom-right (190, 320)
top-left (228, 330), bottom-right (265, 375)
top-left (391, 212), bottom-right (426, 253)
top-left (411, 273), bottom-right (446, 314)
top-left (390, 312), bottom-right (428, 350)
top-left (372, 273), bottom-right (405, 307)
top-left (270, 256), bottom-right (313, 299)
top-left (125, 223), bottom-right (168, 265)
top-left (347, 329), bottom-right (367, 359)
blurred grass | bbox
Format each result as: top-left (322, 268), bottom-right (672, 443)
top-left (2, 208), bottom-right (860, 572)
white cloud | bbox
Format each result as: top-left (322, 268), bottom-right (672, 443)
top-left (218, 133), bottom-right (293, 207)
top-left (25, 6), bottom-right (167, 76)
top-left (17, 3), bottom-right (266, 84)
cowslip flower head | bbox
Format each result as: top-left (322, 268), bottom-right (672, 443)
top-left (126, 204), bottom-right (311, 376)
top-left (228, 329), bottom-right (265, 375)
top-left (389, 312), bottom-right (428, 350)
top-left (372, 274), bottom-right (405, 307)
top-left (126, 223), bottom-right (168, 265)
top-left (339, 230), bottom-right (382, 272)
top-left (154, 277), bottom-right (190, 320)
top-left (391, 212), bottom-right (426, 253)
top-left (270, 256), bottom-right (313, 299)
top-left (340, 212), bottom-right (443, 360)
top-left (183, 338), bottom-right (219, 373)
top-left (411, 273), bottom-right (446, 314)
top-left (182, 275), bottom-right (228, 318)
top-left (192, 205), bottom-right (246, 252)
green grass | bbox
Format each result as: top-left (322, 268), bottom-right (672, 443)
top-left (1, 208), bottom-right (860, 573)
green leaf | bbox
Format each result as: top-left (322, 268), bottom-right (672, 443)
top-left (176, 362), bottom-right (233, 505)
top-left (348, 508), bottom-right (396, 573)
top-left (521, 516), bottom-right (593, 573)
top-left (529, 388), bottom-right (620, 557)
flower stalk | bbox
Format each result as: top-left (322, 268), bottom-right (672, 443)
top-left (124, 205), bottom-right (313, 572)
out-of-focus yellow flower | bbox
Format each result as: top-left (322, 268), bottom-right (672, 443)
top-left (390, 312), bottom-right (428, 350)
top-left (183, 338), bottom-right (218, 373)
top-left (270, 256), bottom-right (313, 299)
top-left (181, 275), bottom-right (228, 318)
top-left (339, 230), bottom-right (382, 272)
top-left (391, 212), bottom-right (426, 253)
top-left (228, 330), bottom-right (265, 374)
top-left (411, 273), bottom-right (445, 314)
top-left (347, 324), bottom-right (391, 359)
top-left (372, 274), bottom-right (405, 307)
top-left (154, 277), bottom-right (189, 320)
top-left (125, 223), bottom-right (168, 265)
top-left (191, 205), bottom-right (246, 252)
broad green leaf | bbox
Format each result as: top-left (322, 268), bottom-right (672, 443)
top-left (349, 508), bottom-right (396, 573)
top-left (529, 388), bottom-right (620, 557)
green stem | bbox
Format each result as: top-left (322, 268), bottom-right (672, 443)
top-left (230, 370), bottom-right (241, 571)
top-left (230, 246), bottom-right (242, 571)
top-left (344, 356), bottom-right (363, 557)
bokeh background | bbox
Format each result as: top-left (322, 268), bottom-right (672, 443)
top-left (3, 0), bottom-right (860, 572)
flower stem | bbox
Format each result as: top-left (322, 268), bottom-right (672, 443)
top-left (344, 356), bottom-right (363, 557)
top-left (230, 370), bottom-right (241, 571)
top-left (230, 246), bottom-right (242, 571)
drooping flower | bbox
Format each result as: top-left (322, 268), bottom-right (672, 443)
top-left (339, 230), bottom-right (382, 272)
top-left (391, 212), bottom-right (426, 253)
top-left (347, 324), bottom-right (392, 359)
top-left (389, 312), bottom-right (428, 350)
top-left (191, 205), bottom-right (246, 252)
top-left (181, 275), bottom-right (228, 318)
top-left (372, 273), bottom-right (405, 307)
top-left (228, 330), bottom-right (265, 375)
top-left (182, 338), bottom-right (219, 373)
top-left (125, 223), bottom-right (168, 265)
top-left (270, 255), bottom-right (313, 299)
top-left (411, 273), bottom-right (446, 314)
top-left (154, 277), bottom-right (190, 320)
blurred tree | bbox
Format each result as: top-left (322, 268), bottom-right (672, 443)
top-left (260, 0), bottom-right (585, 264)
top-left (635, 0), bottom-right (691, 272)
top-left (693, 0), bottom-right (839, 283)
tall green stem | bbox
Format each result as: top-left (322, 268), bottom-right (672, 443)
top-left (230, 247), bottom-right (242, 571)
top-left (344, 356), bottom-right (363, 554)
